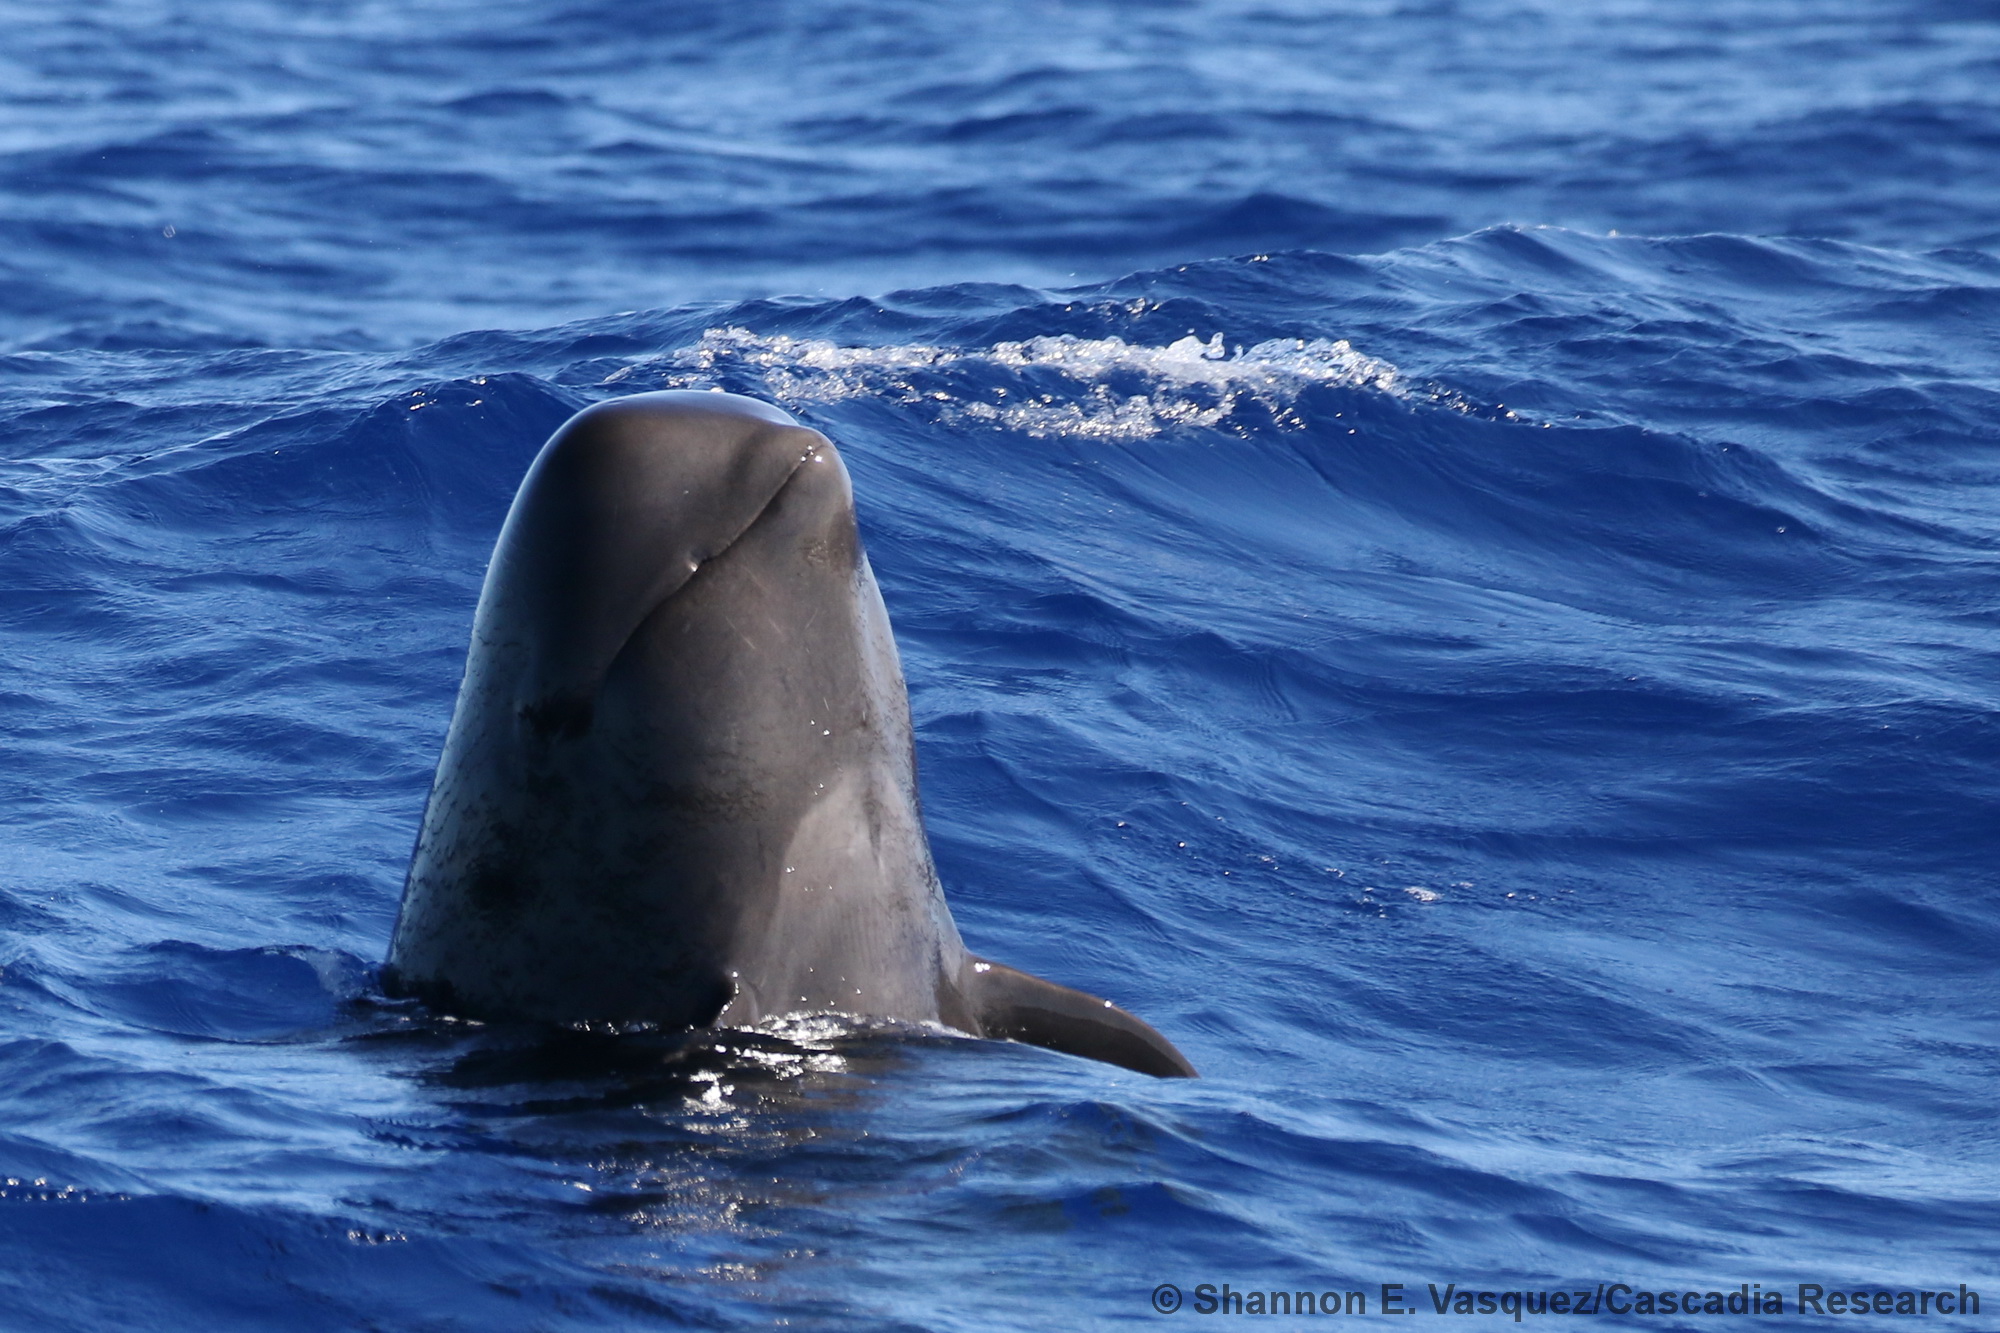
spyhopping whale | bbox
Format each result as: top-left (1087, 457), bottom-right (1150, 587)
top-left (383, 391), bottom-right (1195, 1079)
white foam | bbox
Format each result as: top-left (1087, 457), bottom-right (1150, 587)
top-left (617, 327), bottom-right (1404, 440)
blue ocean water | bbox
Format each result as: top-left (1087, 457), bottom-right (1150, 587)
top-left (3, 1), bottom-right (2000, 1328)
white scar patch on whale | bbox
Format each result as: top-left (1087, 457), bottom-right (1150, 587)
top-left (604, 327), bottom-right (1407, 441)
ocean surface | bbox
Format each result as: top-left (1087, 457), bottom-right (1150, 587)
top-left (3, 1), bottom-right (2000, 1329)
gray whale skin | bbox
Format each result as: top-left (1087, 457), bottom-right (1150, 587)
top-left (384, 391), bottom-right (1195, 1079)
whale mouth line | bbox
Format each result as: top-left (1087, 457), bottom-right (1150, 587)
top-left (513, 411), bottom-right (828, 735)
top-left (583, 437), bottom-right (823, 696)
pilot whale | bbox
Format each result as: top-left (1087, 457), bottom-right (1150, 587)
top-left (384, 390), bottom-right (1195, 1078)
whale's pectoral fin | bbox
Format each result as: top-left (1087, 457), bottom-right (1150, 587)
top-left (964, 957), bottom-right (1197, 1079)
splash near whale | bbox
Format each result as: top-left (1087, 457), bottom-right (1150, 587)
top-left (384, 390), bottom-right (1195, 1079)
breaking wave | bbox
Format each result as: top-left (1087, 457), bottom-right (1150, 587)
top-left (610, 326), bottom-right (1404, 439)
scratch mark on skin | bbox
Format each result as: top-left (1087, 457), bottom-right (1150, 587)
top-left (734, 566), bottom-right (793, 645)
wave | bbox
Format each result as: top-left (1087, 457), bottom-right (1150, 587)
top-left (4, 225), bottom-right (2000, 1326)
top-left (614, 325), bottom-right (1406, 439)
top-left (7, 1), bottom-right (2000, 346)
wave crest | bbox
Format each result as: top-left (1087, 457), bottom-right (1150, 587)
top-left (612, 327), bottom-right (1403, 439)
